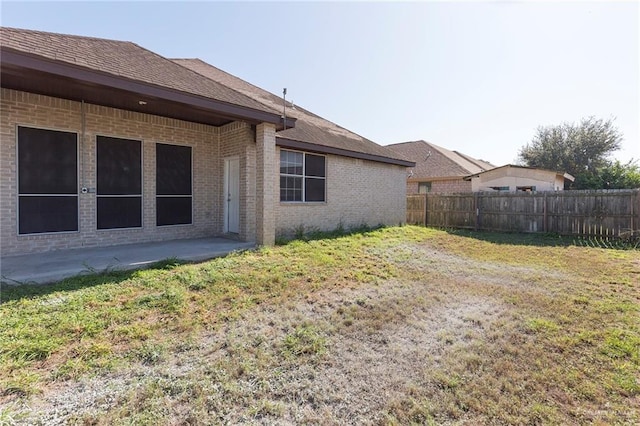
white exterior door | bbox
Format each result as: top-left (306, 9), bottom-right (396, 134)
top-left (224, 157), bottom-right (240, 234)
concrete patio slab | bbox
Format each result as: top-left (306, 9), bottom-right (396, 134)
top-left (1, 237), bottom-right (256, 285)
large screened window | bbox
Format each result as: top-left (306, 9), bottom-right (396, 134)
top-left (18, 126), bottom-right (78, 234)
top-left (97, 136), bottom-right (142, 229)
top-left (156, 143), bottom-right (192, 226)
top-left (280, 150), bottom-right (326, 202)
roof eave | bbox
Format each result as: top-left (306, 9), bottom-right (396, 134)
top-left (0, 47), bottom-right (296, 130)
top-left (409, 175), bottom-right (469, 183)
top-left (276, 137), bottom-right (415, 167)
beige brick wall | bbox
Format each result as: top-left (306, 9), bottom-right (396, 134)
top-left (431, 179), bottom-right (472, 193)
top-left (256, 124), bottom-right (277, 245)
top-left (0, 89), bottom-right (240, 255)
top-left (275, 149), bottom-right (407, 237)
top-left (1, 88), bottom-right (409, 254)
top-left (407, 178), bottom-right (471, 194)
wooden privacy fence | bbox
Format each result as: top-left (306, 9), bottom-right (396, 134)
top-left (407, 189), bottom-right (640, 239)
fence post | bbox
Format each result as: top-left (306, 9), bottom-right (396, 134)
top-left (543, 192), bottom-right (548, 233)
top-left (634, 190), bottom-right (639, 232)
top-left (424, 193), bottom-right (428, 226)
top-left (632, 193), bottom-right (638, 236)
top-left (474, 192), bottom-right (479, 231)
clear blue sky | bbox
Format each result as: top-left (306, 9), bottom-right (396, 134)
top-left (2, 1), bottom-right (638, 166)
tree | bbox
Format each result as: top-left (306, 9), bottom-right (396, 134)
top-left (578, 160), bottom-right (640, 189)
top-left (518, 117), bottom-right (624, 189)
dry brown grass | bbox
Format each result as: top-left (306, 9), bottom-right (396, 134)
top-left (1, 226), bottom-right (638, 425)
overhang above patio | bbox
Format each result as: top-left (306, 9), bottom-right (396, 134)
top-left (1, 47), bottom-right (296, 130)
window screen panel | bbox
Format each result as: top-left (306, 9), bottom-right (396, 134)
top-left (97, 136), bottom-right (141, 195)
top-left (280, 150), bottom-right (303, 175)
top-left (18, 127), bottom-right (77, 194)
top-left (156, 143), bottom-right (192, 195)
top-left (305, 177), bottom-right (326, 202)
top-left (156, 197), bottom-right (192, 226)
top-left (19, 196), bottom-right (78, 234)
top-left (97, 197), bottom-right (142, 229)
top-left (305, 154), bottom-right (326, 177)
top-left (280, 176), bottom-right (302, 202)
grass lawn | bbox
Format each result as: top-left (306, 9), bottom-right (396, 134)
top-left (0, 226), bottom-right (638, 425)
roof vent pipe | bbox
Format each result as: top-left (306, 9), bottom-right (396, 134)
top-left (283, 87), bottom-right (287, 131)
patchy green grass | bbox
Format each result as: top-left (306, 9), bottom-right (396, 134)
top-left (281, 323), bottom-right (327, 360)
top-left (1, 226), bottom-right (638, 424)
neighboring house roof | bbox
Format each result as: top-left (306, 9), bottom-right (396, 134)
top-left (464, 164), bottom-right (575, 182)
top-left (0, 27), bottom-right (290, 128)
top-left (453, 150), bottom-right (495, 172)
top-left (173, 58), bottom-right (412, 167)
top-left (386, 140), bottom-right (495, 180)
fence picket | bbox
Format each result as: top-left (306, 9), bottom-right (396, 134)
top-left (406, 189), bottom-right (640, 238)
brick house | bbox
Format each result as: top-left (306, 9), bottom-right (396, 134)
top-left (387, 140), bottom-right (494, 194)
top-left (0, 27), bottom-right (413, 256)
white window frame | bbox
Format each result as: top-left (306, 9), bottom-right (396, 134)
top-left (279, 149), bottom-right (326, 203)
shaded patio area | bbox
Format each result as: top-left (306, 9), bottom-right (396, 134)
top-left (1, 237), bottom-right (255, 285)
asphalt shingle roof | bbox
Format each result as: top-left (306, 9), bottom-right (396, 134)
top-left (0, 27), bottom-right (279, 114)
top-left (2, 27), bottom-right (408, 164)
top-left (172, 58), bottom-right (408, 162)
top-left (387, 140), bottom-right (495, 179)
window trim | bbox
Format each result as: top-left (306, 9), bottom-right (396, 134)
top-left (279, 148), bottom-right (327, 203)
top-left (95, 134), bottom-right (144, 231)
top-left (155, 142), bottom-right (194, 227)
top-left (516, 186), bottom-right (536, 192)
top-left (418, 181), bottom-right (432, 194)
top-left (16, 124), bottom-right (80, 236)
